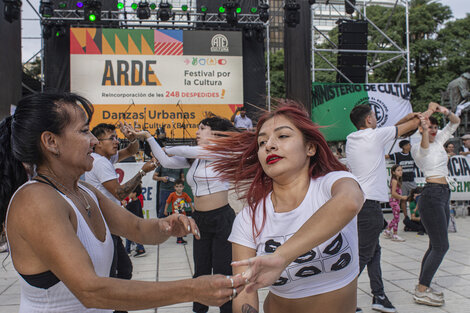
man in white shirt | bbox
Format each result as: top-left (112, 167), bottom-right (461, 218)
top-left (459, 134), bottom-right (470, 156)
top-left (231, 105), bottom-right (253, 130)
top-left (85, 123), bottom-right (155, 313)
top-left (346, 104), bottom-right (421, 313)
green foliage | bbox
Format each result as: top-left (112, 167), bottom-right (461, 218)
top-left (267, 49), bottom-right (286, 98)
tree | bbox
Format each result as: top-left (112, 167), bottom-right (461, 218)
top-left (268, 49), bottom-right (286, 99)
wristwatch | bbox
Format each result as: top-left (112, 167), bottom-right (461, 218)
top-left (139, 169), bottom-right (146, 178)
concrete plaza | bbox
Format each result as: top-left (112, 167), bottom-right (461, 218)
top-left (1, 213), bottom-right (470, 313)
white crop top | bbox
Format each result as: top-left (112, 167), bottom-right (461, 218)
top-left (411, 122), bottom-right (459, 179)
top-left (146, 137), bottom-right (229, 197)
top-left (229, 171), bottom-right (360, 299)
top-left (6, 181), bottom-right (114, 313)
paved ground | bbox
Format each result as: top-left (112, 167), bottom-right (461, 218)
top-left (1, 213), bottom-right (470, 312)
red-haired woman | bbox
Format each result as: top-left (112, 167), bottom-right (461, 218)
top-left (207, 101), bottom-right (364, 313)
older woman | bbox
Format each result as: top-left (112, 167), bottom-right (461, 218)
top-left (0, 92), bottom-right (244, 313)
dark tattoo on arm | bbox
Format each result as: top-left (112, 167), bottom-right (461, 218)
top-left (116, 173), bottom-right (142, 200)
top-left (242, 304), bottom-right (258, 313)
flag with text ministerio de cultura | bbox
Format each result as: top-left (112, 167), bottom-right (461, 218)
top-left (311, 83), bottom-right (412, 141)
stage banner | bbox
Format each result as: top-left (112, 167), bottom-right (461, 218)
top-left (311, 83), bottom-right (412, 141)
top-left (385, 156), bottom-right (470, 201)
top-left (70, 28), bottom-right (243, 138)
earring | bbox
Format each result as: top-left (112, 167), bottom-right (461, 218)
top-left (54, 150), bottom-right (60, 158)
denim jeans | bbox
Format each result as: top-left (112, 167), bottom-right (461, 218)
top-left (157, 189), bottom-right (173, 218)
top-left (192, 204), bottom-right (235, 313)
top-left (357, 199), bottom-right (385, 296)
top-left (125, 239), bottom-right (144, 253)
top-left (417, 183), bottom-right (451, 287)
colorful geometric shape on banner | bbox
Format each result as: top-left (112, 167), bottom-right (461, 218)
top-left (154, 30), bottom-right (183, 55)
top-left (85, 29), bottom-right (101, 54)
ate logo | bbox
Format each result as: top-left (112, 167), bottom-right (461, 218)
top-left (358, 97), bottom-right (389, 127)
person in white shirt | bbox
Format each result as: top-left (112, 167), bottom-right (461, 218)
top-left (411, 105), bottom-right (460, 307)
top-left (205, 102), bottom-right (365, 313)
top-left (0, 92), bottom-right (245, 313)
top-left (346, 104), bottom-right (429, 313)
top-left (231, 106), bottom-right (253, 130)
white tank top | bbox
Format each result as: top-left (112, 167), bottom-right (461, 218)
top-left (6, 181), bottom-right (114, 313)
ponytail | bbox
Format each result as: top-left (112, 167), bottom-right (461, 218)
top-left (0, 116), bottom-right (28, 225)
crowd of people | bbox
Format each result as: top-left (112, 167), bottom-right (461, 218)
top-left (0, 92), bottom-right (465, 313)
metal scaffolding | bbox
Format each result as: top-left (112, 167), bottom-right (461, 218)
top-left (311, 0), bottom-right (410, 84)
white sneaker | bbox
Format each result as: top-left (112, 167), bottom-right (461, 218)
top-left (0, 242), bottom-right (8, 253)
top-left (391, 234), bottom-right (405, 242)
top-left (383, 230), bottom-right (392, 239)
top-left (413, 285), bottom-right (444, 306)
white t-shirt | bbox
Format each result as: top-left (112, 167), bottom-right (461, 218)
top-left (234, 115), bottom-right (253, 129)
top-left (346, 126), bottom-right (397, 202)
top-left (411, 122), bottom-right (459, 178)
top-left (85, 152), bottom-right (120, 204)
top-left (229, 171), bottom-right (360, 299)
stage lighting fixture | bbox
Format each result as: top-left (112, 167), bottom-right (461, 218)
top-left (284, 0), bottom-right (300, 27)
top-left (258, 2), bottom-right (269, 23)
top-left (42, 23), bottom-right (53, 39)
top-left (55, 24), bottom-right (67, 37)
top-left (117, 2), bottom-right (124, 10)
top-left (40, 0), bottom-right (54, 17)
top-left (3, 0), bottom-right (22, 23)
top-left (157, 1), bottom-right (171, 21)
top-left (131, 2), bottom-right (137, 9)
top-left (181, 4), bottom-right (188, 11)
top-left (223, 0), bottom-right (241, 27)
top-left (76, 1), bottom-right (84, 8)
top-left (58, 1), bottom-right (67, 8)
top-left (345, 0), bottom-right (356, 14)
top-left (250, 7), bottom-right (257, 13)
top-left (137, 1), bottom-right (151, 19)
top-left (200, 5), bottom-right (207, 12)
top-left (150, 3), bottom-right (156, 10)
top-left (84, 0), bottom-right (102, 22)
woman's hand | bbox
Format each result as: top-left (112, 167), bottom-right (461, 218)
top-left (159, 214), bottom-right (200, 239)
top-left (428, 102), bottom-right (439, 112)
top-left (435, 105), bottom-right (450, 116)
top-left (418, 113), bottom-right (429, 131)
top-left (192, 274), bottom-right (246, 307)
top-left (231, 253), bottom-right (288, 293)
top-left (119, 121), bottom-right (151, 141)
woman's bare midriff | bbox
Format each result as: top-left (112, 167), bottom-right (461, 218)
top-left (194, 190), bottom-right (229, 212)
top-left (426, 177), bottom-right (448, 185)
top-left (262, 278), bottom-right (357, 313)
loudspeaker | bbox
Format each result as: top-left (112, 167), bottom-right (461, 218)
top-left (337, 19), bottom-right (368, 83)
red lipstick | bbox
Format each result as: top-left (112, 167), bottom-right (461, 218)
top-left (266, 154), bottom-right (282, 164)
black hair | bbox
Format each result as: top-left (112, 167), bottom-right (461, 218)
top-left (350, 104), bottom-right (372, 130)
top-left (407, 187), bottom-right (424, 202)
top-left (445, 141), bottom-right (455, 148)
top-left (0, 92), bottom-right (94, 225)
top-left (199, 116), bottom-right (238, 132)
top-left (399, 140), bottom-right (410, 148)
top-left (174, 179), bottom-right (184, 186)
top-left (428, 116), bottom-right (438, 126)
top-left (132, 184), bottom-right (142, 197)
top-left (91, 123), bottom-right (116, 139)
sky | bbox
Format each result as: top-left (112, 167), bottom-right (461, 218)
top-left (20, 0), bottom-right (470, 62)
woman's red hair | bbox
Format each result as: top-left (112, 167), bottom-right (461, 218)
top-left (206, 100), bottom-right (348, 239)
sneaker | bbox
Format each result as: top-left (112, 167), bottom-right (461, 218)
top-left (176, 239), bottom-right (188, 245)
top-left (356, 308), bottom-right (363, 313)
top-left (391, 234), bottom-right (405, 242)
top-left (372, 294), bottom-right (396, 313)
top-left (134, 249), bottom-right (146, 257)
top-left (383, 229), bottom-right (392, 239)
top-left (414, 285), bottom-right (444, 303)
top-left (417, 231), bottom-right (425, 236)
top-left (0, 242), bottom-right (8, 253)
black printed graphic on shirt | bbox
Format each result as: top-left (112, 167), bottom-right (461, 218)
top-left (260, 232), bottom-right (353, 287)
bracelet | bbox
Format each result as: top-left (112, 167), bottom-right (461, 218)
top-left (139, 169), bottom-right (146, 178)
top-left (130, 138), bottom-right (138, 144)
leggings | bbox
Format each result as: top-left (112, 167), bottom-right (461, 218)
top-left (418, 183), bottom-right (451, 287)
top-left (192, 204), bottom-right (235, 313)
top-left (387, 200), bottom-right (401, 233)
